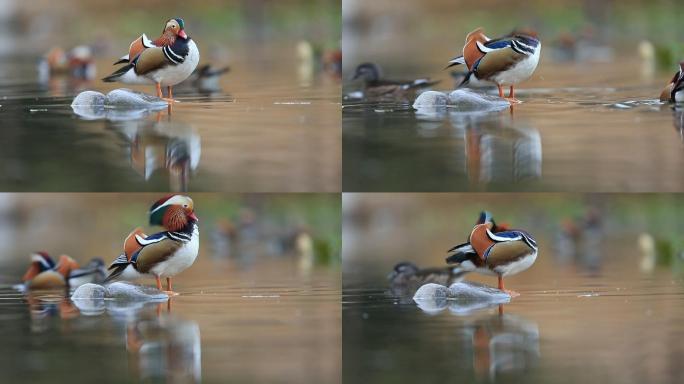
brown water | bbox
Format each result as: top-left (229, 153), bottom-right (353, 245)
top-left (0, 260), bottom-right (341, 384)
top-left (0, 49), bottom-right (341, 192)
top-left (342, 194), bottom-right (684, 384)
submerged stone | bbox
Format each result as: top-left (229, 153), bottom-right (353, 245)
top-left (413, 91), bottom-right (449, 108)
top-left (412, 89), bottom-right (510, 113)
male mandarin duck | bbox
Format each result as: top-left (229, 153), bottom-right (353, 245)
top-left (104, 195), bottom-right (199, 294)
top-left (445, 213), bottom-right (537, 296)
top-left (351, 62), bottom-right (440, 98)
top-left (103, 18), bottom-right (199, 102)
top-left (22, 252), bottom-right (81, 289)
top-left (660, 62), bottom-right (684, 102)
top-left (446, 28), bottom-right (541, 103)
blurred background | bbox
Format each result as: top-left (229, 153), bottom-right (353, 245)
top-left (0, 193), bottom-right (341, 383)
top-left (0, 0), bottom-right (342, 192)
top-left (343, 193), bottom-right (684, 383)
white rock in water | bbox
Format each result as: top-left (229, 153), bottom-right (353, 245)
top-left (413, 283), bottom-right (450, 300)
top-left (71, 283), bottom-right (106, 300)
top-left (106, 281), bottom-right (168, 301)
top-left (71, 91), bottom-right (106, 107)
top-left (71, 283), bottom-right (107, 315)
top-left (105, 89), bottom-right (168, 108)
top-left (448, 89), bottom-right (510, 111)
top-left (448, 281), bottom-right (511, 301)
top-left (413, 91), bottom-right (448, 108)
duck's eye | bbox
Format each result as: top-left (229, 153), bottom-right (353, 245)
top-left (183, 204), bottom-right (188, 208)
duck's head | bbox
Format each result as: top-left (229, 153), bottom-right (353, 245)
top-left (149, 194), bottom-right (198, 231)
top-left (352, 62), bottom-right (382, 82)
top-left (476, 210), bottom-right (510, 232)
top-left (55, 255), bottom-right (80, 278)
top-left (163, 17), bottom-right (188, 40)
top-left (22, 252), bottom-right (55, 282)
top-left (388, 261), bottom-right (419, 281)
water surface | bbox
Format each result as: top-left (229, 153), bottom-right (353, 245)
top-left (0, 51), bottom-right (340, 192)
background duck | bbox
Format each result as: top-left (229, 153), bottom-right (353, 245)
top-left (104, 195), bottom-right (200, 295)
top-left (22, 252), bottom-right (80, 289)
top-left (447, 28), bottom-right (541, 103)
top-left (351, 62), bottom-right (440, 99)
top-left (445, 219), bottom-right (538, 296)
top-left (660, 61), bottom-right (684, 102)
top-left (103, 18), bottom-right (200, 102)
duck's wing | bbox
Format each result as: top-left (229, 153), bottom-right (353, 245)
top-left (123, 227), bottom-right (148, 260)
top-left (114, 34), bottom-right (156, 65)
top-left (483, 238), bottom-right (536, 268)
top-left (130, 234), bottom-right (183, 274)
top-left (133, 43), bottom-right (187, 75)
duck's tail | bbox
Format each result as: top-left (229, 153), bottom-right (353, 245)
top-left (102, 63), bottom-right (134, 82)
top-left (103, 253), bottom-right (130, 283)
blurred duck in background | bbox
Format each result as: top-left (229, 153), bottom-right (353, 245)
top-left (176, 64), bottom-right (230, 94)
top-left (37, 45), bottom-right (97, 82)
top-left (22, 252), bottom-right (104, 289)
top-left (351, 62), bottom-right (440, 99)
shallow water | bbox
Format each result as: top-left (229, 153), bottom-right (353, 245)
top-left (0, 52), bottom-right (341, 192)
top-left (342, 59), bottom-right (684, 192)
top-left (0, 259), bottom-right (340, 384)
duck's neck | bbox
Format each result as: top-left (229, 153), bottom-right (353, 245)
top-left (153, 32), bottom-right (176, 47)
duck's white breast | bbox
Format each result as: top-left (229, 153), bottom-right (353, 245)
top-left (493, 44), bottom-right (541, 86)
top-left (494, 250), bottom-right (538, 276)
top-left (153, 39), bottom-right (200, 86)
top-left (152, 225), bottom-right (199, 278)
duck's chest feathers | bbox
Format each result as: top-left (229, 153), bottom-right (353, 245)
top-left (489, 44), bottom-right (541, 85)
top-left (151, 39), bottom-right (200, 86)
top-left (150, 224), bottom-right (199, 277)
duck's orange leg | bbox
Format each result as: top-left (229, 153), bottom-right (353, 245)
top-left (155, 83), bottom-right (163, 99)
top-left (164, 277), bottom-right (179, 296)
top-left (155, 275), bottom-right (162, 290)
top-left (506, 85), bottom-right (522, 104)
top-left (497, 84), bottom-right (504, 98)
top-left (162, 86), bottom-right (177, 103)
top-left (498, 275), bottom-right (520, 297)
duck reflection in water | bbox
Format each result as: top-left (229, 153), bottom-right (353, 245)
top-left (460, 305), bottom-right (540, 381)
top-left (415, 296), bottom-right (539, 380)
top-left (450, 112), bottom-right (542, 186)
top-left (414, 107), bottom-right (542, 186)
top-left (125, 301), bottom-right (202, 383)
top-left (111, 117), bottom-right (201, 192)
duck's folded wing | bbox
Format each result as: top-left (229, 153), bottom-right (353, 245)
top-left (473, 46), bottom-right (525, 79)
top-left (484, 240), bottom-right (534, 267)
top-left (133, 47), bottom-right (174, 76)
top-left (132, 237), bottom-right (183, 274)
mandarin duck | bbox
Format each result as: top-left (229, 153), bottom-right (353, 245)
top-left (388, 261), bottom-right (466, 288)
top-left (22, 252), bottom-right (81, 289)
top-left (445, 215), bottom-right (538, 296)
top-left (104, 195), bottom-right (199, 294)
top-left (103, 18), bottom-right (199, 102)
top-left (660, 62), bottom-right (684, 102)
top-left (446, 28), bottom-right (541, 103)
top-left (351, 62), bottom-right (440, 99)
